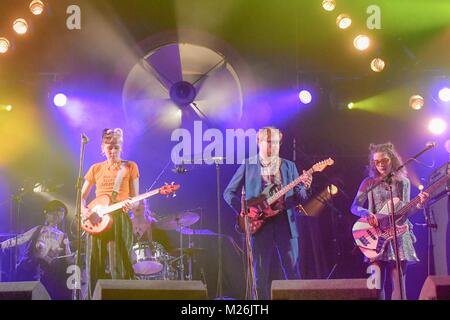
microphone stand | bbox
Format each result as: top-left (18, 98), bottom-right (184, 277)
top-left (241, 187), bottom-right (258, 300)
top-left (362, 144), bottom-right (435, 300)
top-left (10, 186), bottom-right (28, 280)
top-left (73, 134), bottom-right (88, 300)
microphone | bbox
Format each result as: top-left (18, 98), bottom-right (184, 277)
top-left (425, 141), bottom-right (437, 149)
top-left (172, 165), bottom-right (188, 174)
top-left (81, 133), bottom-right (89, 144)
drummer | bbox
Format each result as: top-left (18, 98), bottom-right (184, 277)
top-left (130, 199), bottom-right (157, 243)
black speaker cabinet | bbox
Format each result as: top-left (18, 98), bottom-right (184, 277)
top-left (271, 279), bottom-right (379, 300)
top-left (428, 162), bottom-right (450, 275)
top-left (0, 281), bottom-right (51, 300)
top-left (92, 280), bottom-right (208, 300)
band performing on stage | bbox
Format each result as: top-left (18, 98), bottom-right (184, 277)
top-left (1, 0), bottom-right (450, 303)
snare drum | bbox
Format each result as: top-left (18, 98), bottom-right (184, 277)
top-left (131, 241), bottom-right (167, 275)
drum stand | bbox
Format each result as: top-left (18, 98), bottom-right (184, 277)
top-left (176, 221), bottom-right (196, 281)
top-left (177, 219), bottom-right (185, 281)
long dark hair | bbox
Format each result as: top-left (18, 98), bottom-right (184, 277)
top-left (367, 142), bottom-right (407, 178)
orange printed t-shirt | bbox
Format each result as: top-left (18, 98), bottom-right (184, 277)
top-left (84, 160), bottom-right (139, 202)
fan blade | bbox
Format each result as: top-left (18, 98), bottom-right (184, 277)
top-left (145, 43), bottom-right (183, 88)
top-left (193, 63), bottom-right (243, 123)
top-left (124, 98), bottom-right (181, 133)
top-left (179, 43), bottom-right (225, 85)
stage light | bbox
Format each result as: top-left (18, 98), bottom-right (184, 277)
top-left (53, 93), bottom-right (67, 107)
top-left (322, 0), bottom-right (336, 11)
top-left (418, 184), bottom-right (424, 191)
top-left (29, 0), bottom-right (45, 15)
top-left (336, 14), bottom-right (352, 29)
top-left (13, 18), bottom-right (29, 35)
top-left (428, 118), bottom-right (447, 135)
top-left (438, 87), bottom-right (450, 102)
top-left (354, 35), bottom-right (370, 51)
top-left (299, 90), bottom-right (312, 104)
top-left (445, 139), bottom-right (450, 154)
top-left (347, 102), bottom-right (354, 109)
top-left (1, 104), bottom-right (12, 111)
top-left (0, 37), bottom-right (10, 54)
top-left (409, 95), bottom-right (424, 110)
top-left (370, 58), bottom-right (385, 72)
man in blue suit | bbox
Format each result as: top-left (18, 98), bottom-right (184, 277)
top-left (223, 127), bottom-right (312, 300)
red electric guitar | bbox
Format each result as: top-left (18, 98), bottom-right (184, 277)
top-left (81, 183), bottom-right (180, 235)
top-left (238, 158), bottom-right (334, 235)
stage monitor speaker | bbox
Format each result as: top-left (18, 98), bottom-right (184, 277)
top-left (92, 280), bottom-right (208, 300)
top-left (428, 162), bottom-right (450, 275)
top-left (271, 279), bottom-right (379, 300)
top-left (0, 281), bottom-right (51, 300)
top-left (419, 276), bottom-right (450, 300)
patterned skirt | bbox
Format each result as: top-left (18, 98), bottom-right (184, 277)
top-left (85, 210), bottom-right (135, 299)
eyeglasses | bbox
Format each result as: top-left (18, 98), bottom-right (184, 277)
top-left (105, 145), bottom-right (120, 151)
top-left (373, 158), bottom-right (390, 166)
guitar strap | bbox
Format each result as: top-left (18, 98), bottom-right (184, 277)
top-left (112, 161), bottom-right (128, 202)
top-left (370, 188), bottom-right (376, 214)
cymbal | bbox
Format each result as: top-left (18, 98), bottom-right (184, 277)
top-left (0, 233), bottom-right (16, 238)
top-left (175, 228), bottom-right (219, 236)
top-left (155, 212), bottom-right (200, 230)
top-left (170, 247), bottom-right (206, 256)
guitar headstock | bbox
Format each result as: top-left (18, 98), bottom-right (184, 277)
top-left (312, 158), bottom-right (335, 173)
top-left (160, 182), bottom-right (180, 197)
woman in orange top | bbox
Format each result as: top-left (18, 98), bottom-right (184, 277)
top-left (81, 128), bottom-right (139, 299)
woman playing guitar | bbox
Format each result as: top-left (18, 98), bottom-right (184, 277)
top-left (81, 128), bottom-right (138, 299)
top-left (351, 142), bottom-right (429, 300)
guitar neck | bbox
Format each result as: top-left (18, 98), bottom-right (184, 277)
top-left (267, 167), bottom-right (314, 206)
top-left (396, 174), bottom-right (449, 218)
top-left (105, 189), bottom-right (160, 214)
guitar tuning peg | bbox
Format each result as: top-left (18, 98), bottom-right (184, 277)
top-left (171, 181), bottom-right (175, 185)
top-left (172, 193), bottom-right (177, 198)
top-left (165, 182), bottom-right (168, 185)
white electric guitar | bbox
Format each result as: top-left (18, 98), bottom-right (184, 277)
top-left (352, 169), bottom-right (449, 259)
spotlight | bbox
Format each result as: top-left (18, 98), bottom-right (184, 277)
top-left (428, 118), bottom-right (447, 135)
top-left (0, 37), bottom-right (10, 54)
top-left (438, 87), bottom-right (450, 102)
top-left (347, 102), bottom-right (354, 109)
top-left (445, 139), bottom-right (450, 154)
top-left (418, 184), bottom-right (424, 191)
top-left (1, 104), bottom-right (12, 111)
top-left (322, 0), bottom-right (336, 11)
top-left (13, 18), bottom-right (29, 35)
top-left (353, 35), bottom-right (370, 51)
top-left (370, 58), bottom-right (385, 72)
top-left (29, 0), bottom-right (45, 15)
top-left (299, 90), bottom-right (312, 104)
top-left (336, 14), bottom-right (352, 29)
top-left (409, 95), bottom-right (424, 110)
top-left (53, 93), bottom-right (67, 107)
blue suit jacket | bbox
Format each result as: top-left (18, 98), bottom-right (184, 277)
top-left (223, 155), bottom-right (309, 239)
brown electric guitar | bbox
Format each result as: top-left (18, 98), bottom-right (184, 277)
top-left (81, 183), bottom-right (179, 235)
top-left (238, 158), bottom-right (334, 234)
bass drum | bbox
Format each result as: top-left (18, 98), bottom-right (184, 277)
top-left (131, 241), bottom-right (167, 275)
top-left (136, 255), bottom-right (181, 280)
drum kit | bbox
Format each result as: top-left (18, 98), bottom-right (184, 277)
top-left (130, 210), bottom-right (207, 281)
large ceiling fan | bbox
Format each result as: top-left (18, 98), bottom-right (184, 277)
top-left (122, 42), bottom-right (244, 135)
